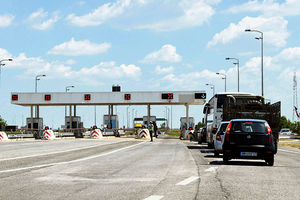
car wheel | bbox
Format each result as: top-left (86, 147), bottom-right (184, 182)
top-left (223, 153), bottom-right (229, 164)
top-left (265, 154), bottom-right (274, 166)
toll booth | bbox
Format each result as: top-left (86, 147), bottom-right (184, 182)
top-left (26, 118), bottom-right (43, 130)
top-left (103, 115), bottom-right (119, 129)
top-left (65, 116), bottom-right (83, 129)
top-left (180, 117), bottom-right (195, 140)
top-left (143, 116), bottom-right (156, 127)
top-left (180, 117), bottom-right (195, 130)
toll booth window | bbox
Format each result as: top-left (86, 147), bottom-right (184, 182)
top-left (11, 94), bottom-right (18, 101)
top-left (162, 93), bottom-right (173, 99)
top-left (84, 94), bottom-right (91, 101)
top-left (124, 94), bottom-right (131, 100)
top-left (44, 94), bottom-right (51, 101)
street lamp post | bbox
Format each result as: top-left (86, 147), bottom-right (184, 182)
top-left (206, 83), bottom-right (215, 95)
top-left (34, 74), bottom-right (46, 119)
top-left (35, 74), bottom-right (46, 93)
top-left (226, 57), bottom-right (239, 92)
top-left (216, 72), bottom-right (227, 92)
top-left (245, 29), bottom-right (264, 96)
top-left (0, 58), bottom-right (13, 83)
top-left (65, 86), bottom-right (74, 129)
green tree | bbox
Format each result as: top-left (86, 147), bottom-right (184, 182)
top-left (197, 121), bottom-right (205, 128)
top-left (160, 122), bottom-right (166, 129)
top-left (279, 116), bottom-right (300, 134)
top-left (0, 115), bottom-right (7, 131)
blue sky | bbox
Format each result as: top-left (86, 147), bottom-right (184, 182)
top-left (0, 0), bottom-right (300, 129)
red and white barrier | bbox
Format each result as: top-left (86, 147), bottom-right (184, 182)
top-left (137, 129), bottom-right (150, 139)
top-left (91, 129), bottom-right (103, 138)
top-left (43, 130), bottom-right (55, 140)
top-left (0, 132), bottom-right (8, 141)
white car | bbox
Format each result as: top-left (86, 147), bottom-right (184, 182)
top-left (279, 128), bottom-right (292, 136)
top-left (213, 121), bottom-right (230, 157)
top-left (279, 128), bottom-right (297, 138)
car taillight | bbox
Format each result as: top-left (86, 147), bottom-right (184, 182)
top-left (225, 122), bottom-right (232, 142)
top-left (189, 127), bottom-right (193, 130)
top-left (216, 134), bottom-right (221, 141)
top-left (265, 122), bottom-right (271, 135)
top-left (265, 122), bottom-right (272, 144)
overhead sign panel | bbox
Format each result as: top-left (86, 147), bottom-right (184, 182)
top-left (11, 91), bottom-right (206, 106)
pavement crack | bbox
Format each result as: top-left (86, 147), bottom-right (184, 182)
top-left (215, 168), bottom-right (230, 199)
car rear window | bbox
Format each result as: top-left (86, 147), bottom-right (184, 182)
top-left (231, 121), bottom-right (266, 134)
top-left (281, 129), bottom-right (290, 132)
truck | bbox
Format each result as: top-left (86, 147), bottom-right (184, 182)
top-left (203, 92), bottom-right (280, 152)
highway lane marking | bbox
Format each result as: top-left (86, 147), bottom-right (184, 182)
top-left (0, 141), bottom-right (121, 162)
top-left (176, 176), bottom-right (199, 186)
top-left (205, 166), bottom-right (218, 173)
top-left (278, 148), bottom-right (300, 155)
top-left (143, 195), bottom-right (164, 200)
top-left (0, 141), bottom-right (146, 174)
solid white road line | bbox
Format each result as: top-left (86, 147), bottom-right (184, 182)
top-left (278, 148), bottom-right (300, 155)
top-left (143, 195), bottom-right (164, 200)
top-left (0, 141), bottom-right (146, 174)
top-left (0, 141), bottom-right (121, 162)
top-left (176, 176), bottom-right (199, 186)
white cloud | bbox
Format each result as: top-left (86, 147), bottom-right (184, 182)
top-left (2, 49), bottom-right (141, 86)
top-left (136, 0), bottom-right (217, 32)
top-left (142, 44), bottom-right (182, 63)
top-left (155, 65), bottom-right (174, 74)
top-left (0, 48), bottom-right (13, 59)
top-left (228, 0), bottom-right (300, 17)
top-left (207, 16), bottom-right (289, 48)
top-left (48, 38), bottom-right (111, 56)
top-left (78, 1), bottom-right (86, 6)
top-left (0, 14), bottom-right (14, 27)
top-left (67, 0), bottom-right (131, 27)
top-left (27, 8), bottom-right (59, 30)
top-left (274, 47), bottom-right (300, 63)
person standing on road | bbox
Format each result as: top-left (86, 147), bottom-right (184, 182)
top-left (153, 122), bottom-right (158, 138)
top-left (149, 121), bottom-right (154, 142)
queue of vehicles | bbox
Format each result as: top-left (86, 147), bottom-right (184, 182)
top-left (198, 92), bottom-right (281, 166)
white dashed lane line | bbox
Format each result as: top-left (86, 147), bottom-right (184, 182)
top-left (205, 166), bottom-right (218, 172)
top-left (143, 195), bottom-right (164, 200)
top-left (176, 176), bottom-right (199, 186)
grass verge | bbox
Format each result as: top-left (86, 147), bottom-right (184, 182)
top-left (279, 143), bottom-right (300, 149)
top-left (165, 129), bottom-right (181, 136)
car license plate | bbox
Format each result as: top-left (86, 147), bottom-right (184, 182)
top-left (240, 152), bottom-right (257, 157)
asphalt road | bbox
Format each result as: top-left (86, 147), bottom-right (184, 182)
top-left (0, 138), bottom-right (299, 200)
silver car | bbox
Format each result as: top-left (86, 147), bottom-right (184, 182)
top-left (213, 121), bottom-right (230, 157)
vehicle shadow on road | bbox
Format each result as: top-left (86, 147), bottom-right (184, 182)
top-left (186, 145), bottom-right (208, 150)
top-left (209, 160), bottom-right (267, 166)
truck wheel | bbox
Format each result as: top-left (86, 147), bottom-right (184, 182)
top-left (265, 154), bottom-right (274, 166)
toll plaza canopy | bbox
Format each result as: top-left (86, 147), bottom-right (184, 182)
top-left (11, 91), bottom-right (206, 106)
